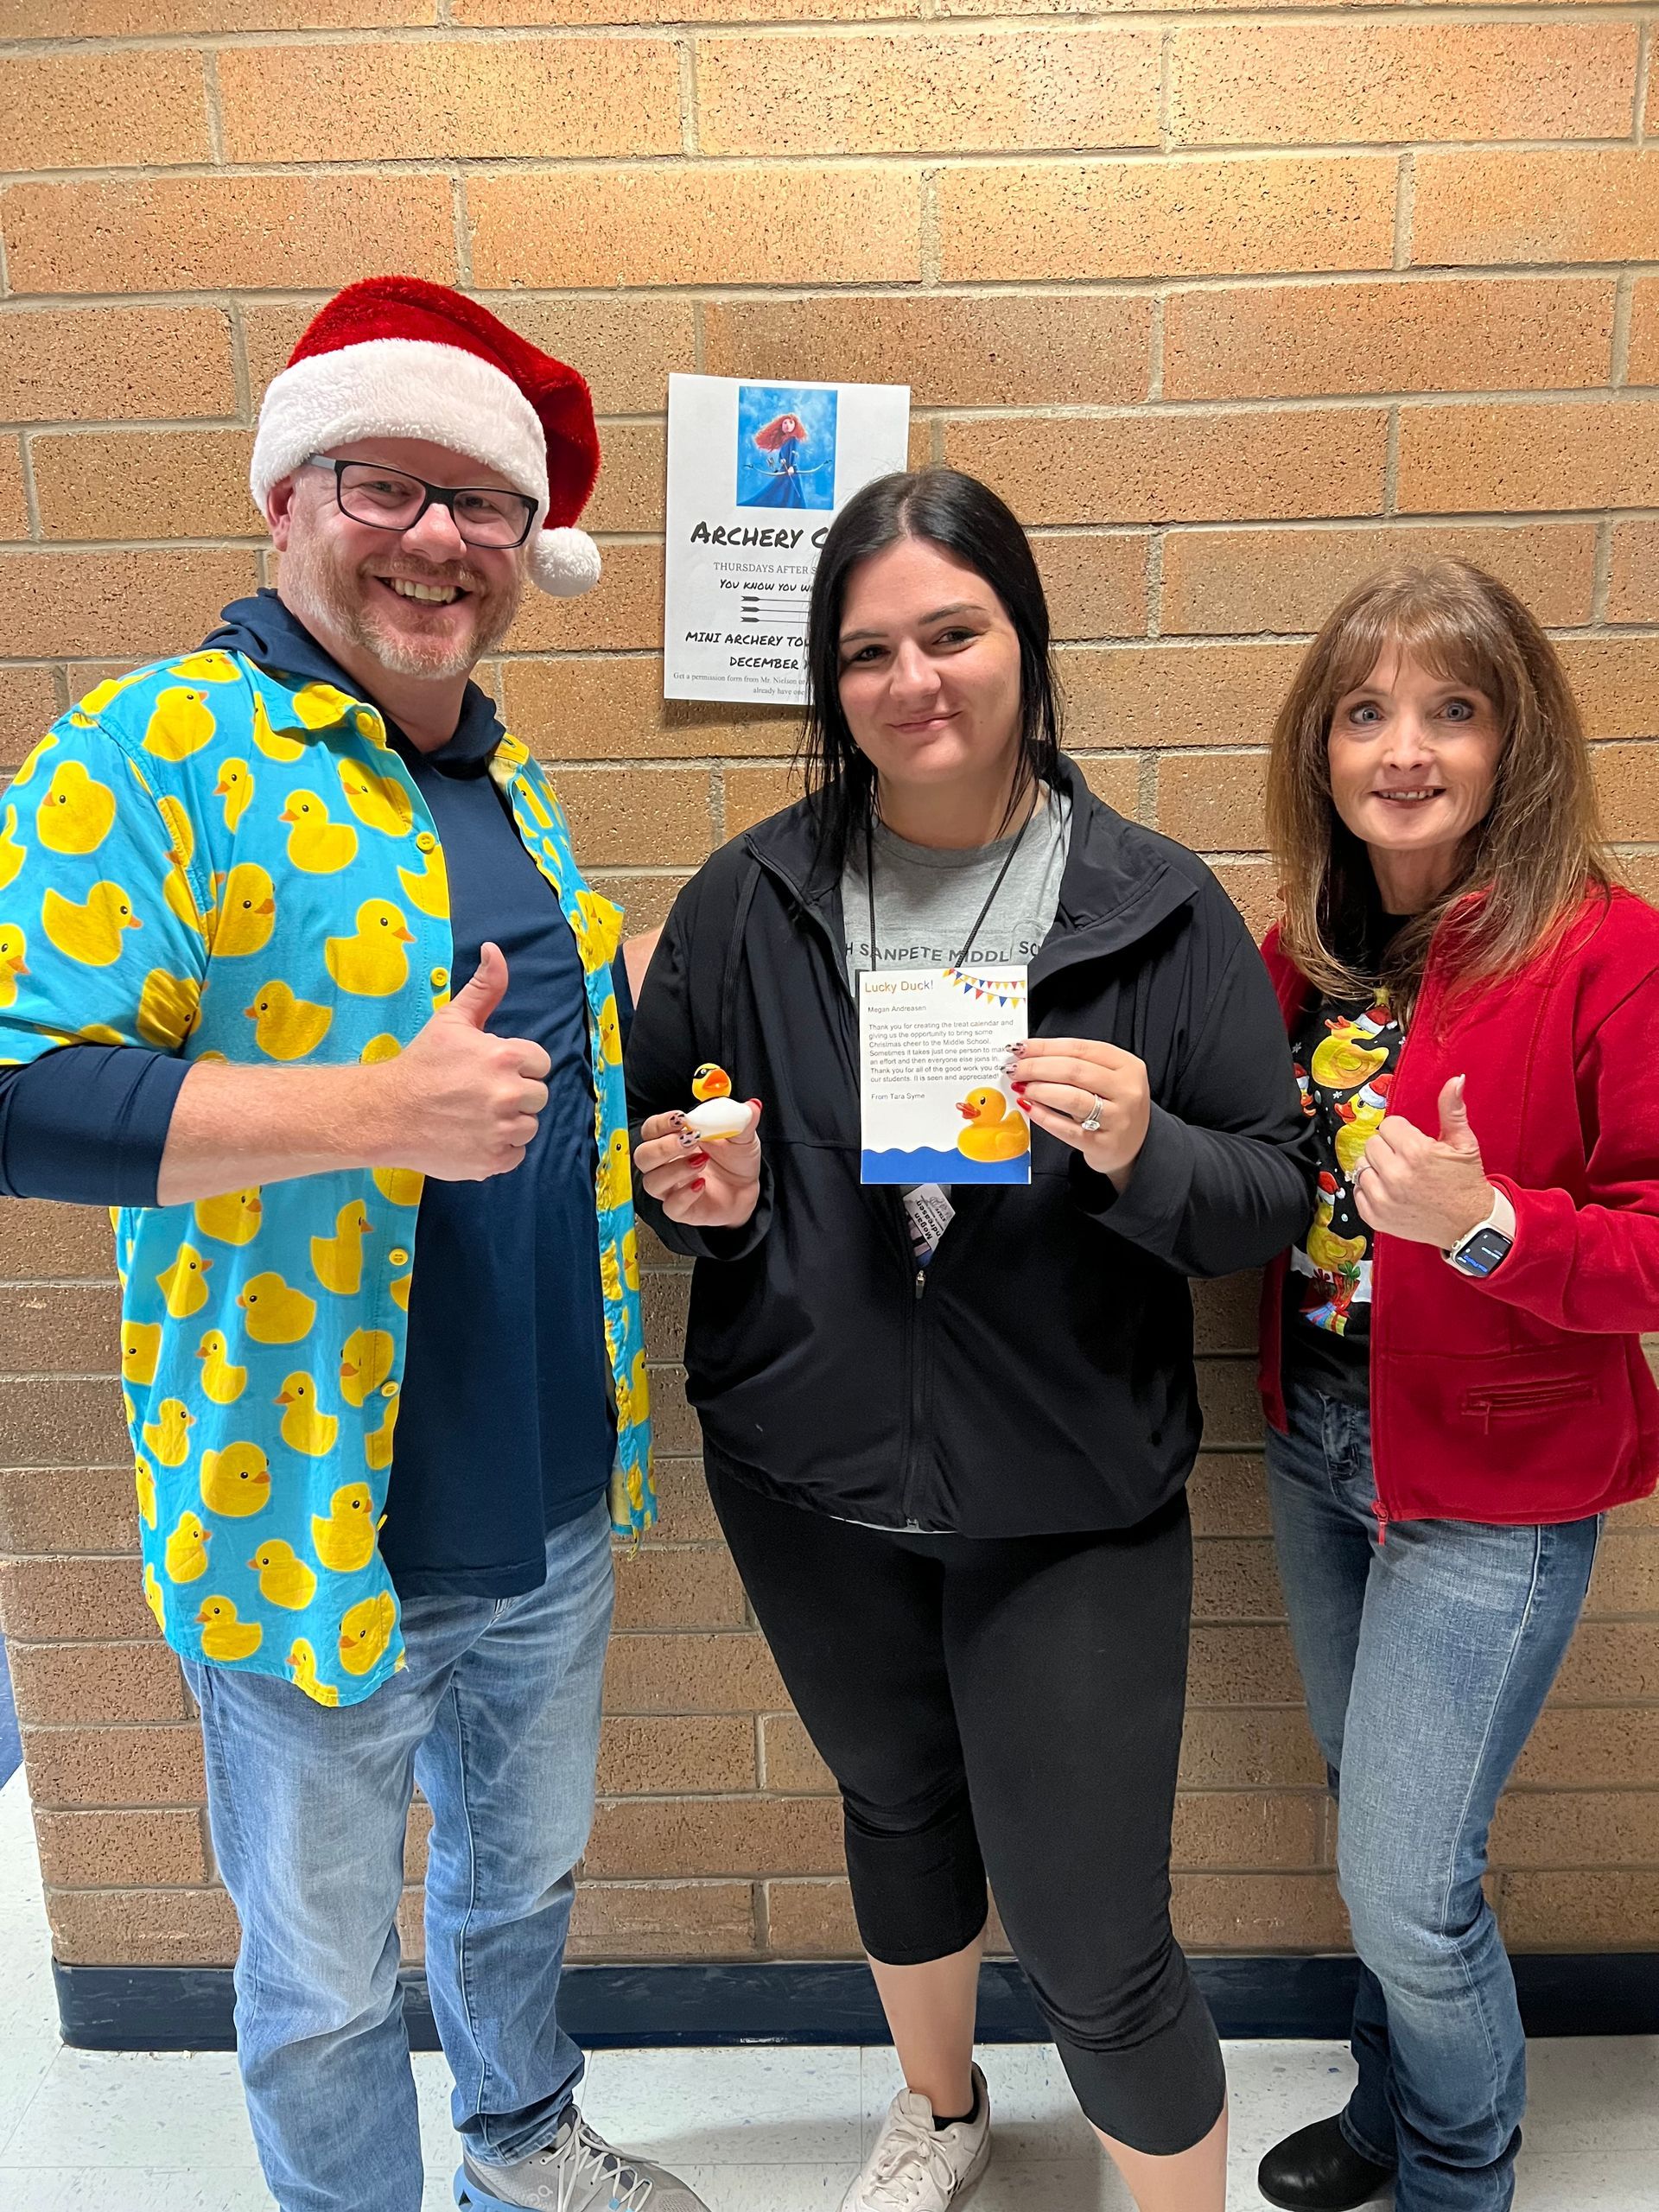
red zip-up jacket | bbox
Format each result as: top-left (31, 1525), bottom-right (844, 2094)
top-left (1259, 887), bottom-right (1659, 1533)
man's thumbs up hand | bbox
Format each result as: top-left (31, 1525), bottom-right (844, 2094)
top-left (375, 944), bottom-right (552, 1182)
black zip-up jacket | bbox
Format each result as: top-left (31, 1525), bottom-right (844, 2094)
top-left (627, 759), bottom-right (1315, 1536)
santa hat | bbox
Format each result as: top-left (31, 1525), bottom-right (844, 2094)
top-left (249, 276), bottom-right (602, 597)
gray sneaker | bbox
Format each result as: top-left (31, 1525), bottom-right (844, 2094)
top-left (454, 2107), bottom-right (711, 2211)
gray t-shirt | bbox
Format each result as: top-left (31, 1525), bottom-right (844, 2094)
top-left (842, 785), bottom-right (1072, 988)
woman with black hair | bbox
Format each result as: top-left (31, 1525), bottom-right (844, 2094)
top-left (626, 470), bottom-right (1314, 2212)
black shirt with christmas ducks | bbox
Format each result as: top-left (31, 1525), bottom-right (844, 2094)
top-left (1283, 976), bottom-right (1407, 1403)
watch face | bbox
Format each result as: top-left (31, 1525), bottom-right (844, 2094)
top-left (1455, 1227), bottom-right (1514, 1277)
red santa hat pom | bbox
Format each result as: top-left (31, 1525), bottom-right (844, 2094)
top-left (249, 276), bottom-right (602, 597)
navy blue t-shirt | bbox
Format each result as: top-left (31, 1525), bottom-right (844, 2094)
top-left (0, 592), bottom-right (617, 1599)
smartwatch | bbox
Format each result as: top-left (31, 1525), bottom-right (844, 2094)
top-left (1444, 1188), bottom-right (1517, 1279)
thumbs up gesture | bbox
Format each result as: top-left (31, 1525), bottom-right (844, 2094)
top-left (376, 942), bottom-right (552, 1181)
top-left (1351, 1075), bottom-right (1497, 1249)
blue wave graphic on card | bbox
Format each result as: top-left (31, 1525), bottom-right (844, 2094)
top-left (861, 1147), bottom-right (1030, 1185)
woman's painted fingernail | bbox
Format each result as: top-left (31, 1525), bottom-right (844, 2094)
top-left (1011, 1081), bottom-right (1027, 1094)
top-left (690, 1177), bottom-right (706, 1192)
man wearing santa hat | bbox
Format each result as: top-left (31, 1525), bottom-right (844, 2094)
top-left (0, 279), bottom-right (741, 2212)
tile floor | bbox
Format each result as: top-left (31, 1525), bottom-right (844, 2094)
top-left (0, 1771), bottom-right (1653, 2209)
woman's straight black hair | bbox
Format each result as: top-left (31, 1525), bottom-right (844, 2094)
top-left (797, 467), bottom-right (1064, 868)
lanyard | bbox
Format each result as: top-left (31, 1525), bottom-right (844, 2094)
top-left (865, 780), bottom-right (1042, 974)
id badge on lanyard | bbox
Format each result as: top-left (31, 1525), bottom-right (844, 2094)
top-left (858, 964), bottom-right (1031, 1186)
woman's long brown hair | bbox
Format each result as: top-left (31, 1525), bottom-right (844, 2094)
top-left (1265, 558), bottom-right (1611, 1015)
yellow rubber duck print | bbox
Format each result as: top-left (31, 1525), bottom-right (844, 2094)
top-left (397, 841), bottom-right (448, 918)
top-left (163, 867), bottom-right (208, 940)
top-left (69, 675), bottom-right (143, 726)
top-left (134, 1455), bottom-right (156, 1529)
top-left (0, 925), bottom-right (28, 1011)
top-left (35, 760), bottom-right (117, 855)
top-left (41, 880), bottom-right (142, 966)
top-left (372, 1163), bottom-right (423, 1206)
top-left (194, 1187), bottom-right (263, 1248)
top-left (622, 1226), bottom-right (639, 1292)
top-left (311, 1198), bottom-right (372, 1297)
top-left (214, 757), bottom-right (255, 833)
top-left (209, 863), bottom-right (277, 958)
top-left (287, 1637), bottom-right (339, 1707)
top-left (617, 1351), bottom-right (650, 1428)
top-left (236, 1270), bottom-right (316, 1345)
top-left (157, 794), bottom-right (194, 871)
top-left (293, 682), bottom-right (357, 730)
top-left (199, 1441), bottom-right (270, 1517)
top-left (194, 1596), bottom-right (263, 1663)
top-left (390, 1270), bottom-right (410, 1312)
top-left (338, 1589), bottom-right (397, 1676)
top-left (312, 1480), bottom-right (381, 1573)
top-left (364, 1384), bottom-right (400, 1473)
top-left (0, 804), bottom-right (26, 892)
top-left (194, 1328), bottom-right (248, 1407)
top-left (337, 757), bottom-right (414, 838)
top-left (1335, 1096), bottom-right (1389, 1180)
top-left (142, 686), bottom-right (216, 762)
top-left (339, 1327), bottom-right (394, 1408)
top-left (1310, 1016), bottom-right (1390, 1093)
top-left (276, 1371), bottom-right (338, 1459)
top-left (601, 1243), bottom-right (622, 1303)
top-left (136, 968), bottom-right (202, 1050)
top-left (324, 899), bottom-right (415, 997)
top-left (278, 790), bottom-right (358, 874)
top-left (164, 1510), bottom-right (212, 1584)
top-left (572, 888), bottom-right (622, 975)
top-left (250, 1541), bottom-right (318, 1613)
top-left (596, 1128), bottom-right (631, 1213)
top-left (360, 1034), bottom-right (401, 1065)
top-left (1306, 1175), bottom-right (1370, 1277)
top-left (143, 1562), bottom-right (166, 1631)
top-left (251, 689), bottom-right (305, 764)
top-left (156, 1241), bottom-right (213, 1320)
top-left (955, 1087), bottom-right (1032, 1166)
top-left (142, 1396), bottom-right (196, 1469)
top-left (167, 652), bottom-right (242, 685)
top-left (245, 980), bottom-right (332, 1061)
top-left (121, 1320), bottom-right (162, 1386)
top-left (598, 994), bottom-right (622, 1066)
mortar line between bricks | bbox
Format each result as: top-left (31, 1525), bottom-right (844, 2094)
top-left (199, 47), bottom-right (226, 167)
top-left (677, 31), bottom-right (699, 158)
top-left (1, 268), bottom-right (1655, 311)
top-left (3, 134), bottom-right (1655, 186)
top-left (1383, 407), bottom-right (1402, 514)
top-left (1393, 149), bottom-right (1416, 270)
top-left (15, 430), bottom-right (40, 543)
top-left (1592, 517), bottom-right (1616, 621)
top-left (451, 167), bottom-right (473, 287)
top-left (1611, 267), bottom-right (1637, 385)
top-left (1636, 18), bottom-right (1654, 143)
top-left (3, 7), bottom-right (1658, 55)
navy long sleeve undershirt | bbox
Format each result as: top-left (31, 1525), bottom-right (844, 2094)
top-left (0, 1046), bottom-right (187, 1206)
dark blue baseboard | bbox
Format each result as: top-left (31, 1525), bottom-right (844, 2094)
top-left (52, 1952), bottom-right (1659, 2055)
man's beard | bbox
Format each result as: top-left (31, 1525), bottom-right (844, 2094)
top-left (281, 536), bottom-right (522, 681)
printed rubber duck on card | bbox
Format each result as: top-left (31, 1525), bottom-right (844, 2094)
top-left (955, 1086), bottom-right (1031, 1165)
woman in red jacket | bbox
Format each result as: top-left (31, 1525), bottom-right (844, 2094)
top-left (1253, 559), bottom-right (1659, 2212)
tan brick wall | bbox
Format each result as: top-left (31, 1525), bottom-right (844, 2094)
top-left (2, 0), bottom-right (1658, 1976)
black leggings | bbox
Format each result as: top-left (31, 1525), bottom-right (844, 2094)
top-left (706, 1463), bottom-right (1224, 2157)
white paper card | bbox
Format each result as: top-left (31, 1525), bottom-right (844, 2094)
top-left (663, 372), bottom-right (912, 706)
top-left (859, 967), bottom-right (1030, 1187)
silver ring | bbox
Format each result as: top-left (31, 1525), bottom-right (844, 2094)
top-left (1078, 1095), bottom-right (1104, 1134)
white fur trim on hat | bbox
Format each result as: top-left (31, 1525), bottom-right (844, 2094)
top-left (532, 527), bottom-right (603, 598)
top-left (251, 338), bottom-right (550, 519)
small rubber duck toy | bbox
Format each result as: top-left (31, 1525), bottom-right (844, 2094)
top-left (683, 1064), bottom-right (753, 1143)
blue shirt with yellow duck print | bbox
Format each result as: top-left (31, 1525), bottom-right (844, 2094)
top-left (0, 639), bottom-right (653, 1708)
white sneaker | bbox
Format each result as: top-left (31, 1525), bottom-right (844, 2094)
top-left (842, 2063), bottom-right (992, 2211)
top-left (455, 2107), bottom-right (711, 2209)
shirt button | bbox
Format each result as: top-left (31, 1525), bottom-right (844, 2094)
top-left (429, 967), bottom-right (448, 988)
top-left (416, 831), bottom-right (436, 853)
top-left (389, 1248), bottom-right (410, 1267)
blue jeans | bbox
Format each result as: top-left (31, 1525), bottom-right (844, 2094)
top-left (1266, 1376), bottom-right (1599, 2212)
top-left (186, 1498), bottom-right (614, 2212)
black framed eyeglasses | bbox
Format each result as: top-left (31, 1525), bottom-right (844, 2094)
top-left (303, 455), bottom-right (537, 550)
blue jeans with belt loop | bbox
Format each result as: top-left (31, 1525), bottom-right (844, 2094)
top-left (184, 1497), bottom-right (614, 2212)
top-left (1265, 1374), bottom-right (1600, 2212)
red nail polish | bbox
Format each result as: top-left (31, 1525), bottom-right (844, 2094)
top-left (1011, 1081), bottom-right (1027, 1094)
top-left (690, 1177), bottom-right (706, 1191)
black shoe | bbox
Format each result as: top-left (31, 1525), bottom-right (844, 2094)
top-left (1257, 2113), bottom-right (1395, 2210)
